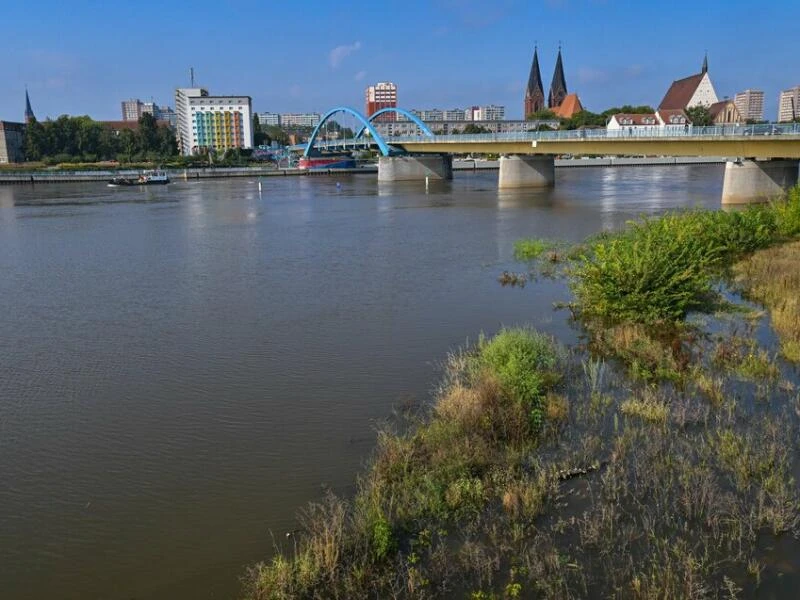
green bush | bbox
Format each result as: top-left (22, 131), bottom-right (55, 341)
top-left (570, 203), bottom-right (790, 325)
top-left (476, 328), bottom-right (560, 427)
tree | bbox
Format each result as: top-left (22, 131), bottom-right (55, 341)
top-left (138, 113), bottom-right (159, 153)
top-left (462, 124), bottom-right (490, 134)
top-left (23, 118), bottom-right (45, 161)
top-left (265, 125), bottom-right (290, 146)
top-left (559, 110), bottom-right (607, 130)
top-left (526, 109), bottom-right (558, 121)
top-left (253, 114), bottom-right (268, 146)
top-left (601, 105), bottom-right (655, 118)
top-left (686, 105), bottom-right (713, 127)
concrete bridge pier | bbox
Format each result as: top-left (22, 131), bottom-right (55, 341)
top-left (377, 154), bottom-right (453, 182)
top-left (498, 155), bottom-right (555, 189)
top-left (721, 159), bottom-right (799, 205)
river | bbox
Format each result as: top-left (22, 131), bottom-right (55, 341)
top-left (0, 166), bottom-right (722, 599)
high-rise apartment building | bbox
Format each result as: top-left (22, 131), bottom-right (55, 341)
top-left (122, 99), bottom-right (144, 121)
top-left (122, 98), bottom-right (177, 126)
top-left (174, 87), bottom-right (253, 155)
top-left (365, 82), bottom-right (397, 122)
top-left (734, 89), bottom-right (764, 122)
top-left (778, 86), bottom-right (800, 122)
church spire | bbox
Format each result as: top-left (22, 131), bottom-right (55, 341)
top-left (24, 89), bottom-right (35, 124)
top-left (524, 45), bottom-right (545, 117)
top-left (548, 45), bottom-right (568, 109)
top-left (701, 51), bottom-right (708, 74)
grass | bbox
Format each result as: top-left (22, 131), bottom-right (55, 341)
top-left (513, 238), bottom-right (552, 261)
top-left (733, 239), bottom-right (800, 363)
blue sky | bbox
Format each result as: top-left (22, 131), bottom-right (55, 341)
top-left (2, 0), bottom-right (799, 122)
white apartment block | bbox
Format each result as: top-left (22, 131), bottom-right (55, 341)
top-left (279, 113), bottom-right (321, 128)
top-left (257, 113), bottom-right (281, 126)
top-left (175, 87), bottom-right (253, 155)
top-left (470, 105), bottom-right (505, 121)
top-left (734, 89), bottom-right (764, 122)
top-left (778, 86), bottom-right (800, 122)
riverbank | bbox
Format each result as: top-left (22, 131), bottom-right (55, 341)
top-left (0, 157), bottom-right (727, 184)
top-left (243, 188), bottom-right (800, 599)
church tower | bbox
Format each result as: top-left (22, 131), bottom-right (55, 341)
top-left (701, 52), bottom-right (708, 74)
top-left (524, 45), bottom-right (545, 118)
top-left (24, 89), bottom-right (36, 124)
top-left (548, 47), bottom-right (568, 109)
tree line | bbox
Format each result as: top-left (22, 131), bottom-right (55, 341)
top-left (23, 113), bottom-right (177, 163)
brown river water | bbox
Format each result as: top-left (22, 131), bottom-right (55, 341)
top-left (0, 167), bottom-right (723, 599)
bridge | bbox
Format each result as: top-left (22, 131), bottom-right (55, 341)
top-left (297, 106), bottom-right (800, 204)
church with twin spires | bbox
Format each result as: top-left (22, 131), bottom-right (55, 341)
top-left (524, 46), bottom-right (583, 120)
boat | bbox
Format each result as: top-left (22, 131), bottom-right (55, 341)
top-left (107, 169), bottom-right (170, 186)
top-left (298, 153), bottom-right (356, 170)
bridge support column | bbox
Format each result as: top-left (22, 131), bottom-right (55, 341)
top-left (498, 155), bottom-right (555, 189)
top-left (721, 159), bottom-right (799, 205)
top-left (378, 154), bottom-right (453, 182)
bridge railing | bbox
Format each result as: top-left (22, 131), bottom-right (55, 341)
top-left (386, 122), bottom-right (800, 144)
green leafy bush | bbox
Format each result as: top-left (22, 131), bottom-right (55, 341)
top-left (476, 328), bottom-right (560, 427)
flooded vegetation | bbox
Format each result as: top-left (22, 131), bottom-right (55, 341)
top-left (244, 187), bottom-right (800, 599)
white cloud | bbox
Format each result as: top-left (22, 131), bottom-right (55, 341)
top-left (329, 41), bottom-right (362, 69)
top-left (354, 70), bottom-right (367, 82)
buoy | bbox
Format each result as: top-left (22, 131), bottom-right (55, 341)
top-left (258, 180), bottom-right (262, 193)
top-left (425, 176), bottom-right (429, 191)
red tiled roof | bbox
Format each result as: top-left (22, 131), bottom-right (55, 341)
top-left (553, 93), bottom-right (583, 118)
top-left (611, 113), bottom-right (658, 126)
top-left (656, 109), bottom-right (691, 125)
top-left (658, 73), bottom-right (704, 110)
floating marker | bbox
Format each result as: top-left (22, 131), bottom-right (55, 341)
top-left (258, 180), bottom-right (262, 193)
top-left (425, 176), bottom-right (429, 191)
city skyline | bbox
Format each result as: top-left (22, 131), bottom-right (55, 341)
top-left (2, 0), bottom-right (799, 122)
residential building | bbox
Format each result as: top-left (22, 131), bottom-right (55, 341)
top-left (548, 47), bottom-right (568, 109)
top-left (607, 113), bottom-right (660, 133)
top-left (524, 46), bottom-right (546, 117)
top-left (257, 112), bottom-right (281, 126)
top-left (279, 113), bottom-right (321, 128)
top-left (0, 121), bottom-right (25, 163)
top-left (122, 99), bottom-right (145, 121)
top-left (443, 109), bottom-right (465, 121)
top-left (174, 87), bottom-right (253, 155)
top-left (778, 86), bottom-right (800, 122)
top-left (659, 54), bottom-right (718, 110)
top-left (469, 105), bottom-right (505, 121)
top-left (734, 89), bottom-right (764, 122)
top-left (122, 99), bottom-right (177, 127)
top-left (606, 109), bottom-right (690, 133)
top-left (708, 99), bottom-right (741, 124)
top-left (365, 82), bottom-right (397, 122)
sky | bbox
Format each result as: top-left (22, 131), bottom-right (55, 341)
top-left (2, 0), bottom-right (799, 122)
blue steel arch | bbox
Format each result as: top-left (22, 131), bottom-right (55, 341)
top-left (304, 106), bottom-right (392, 157)
top-left (355, 107), bottom-right (434, 139)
